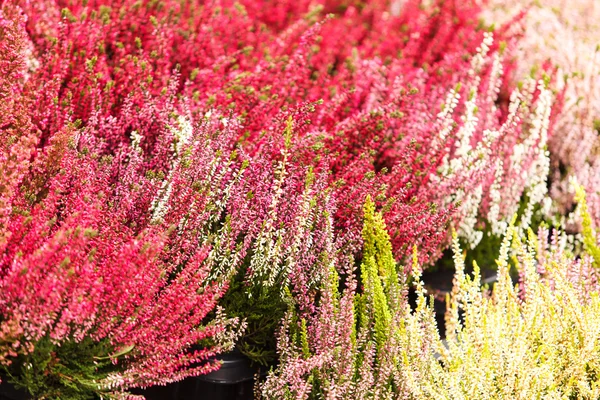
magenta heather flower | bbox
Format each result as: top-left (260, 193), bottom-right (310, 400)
top-left (8, 0), bottom-right (557, 270)
top-left (0, 5), bottom-right (253, 393)
top-left (0, 1), bottom-right (342, 389)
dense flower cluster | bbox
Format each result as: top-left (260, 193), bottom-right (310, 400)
top-left (2, 0), bottom-right (599, 398)
top-left (0, 6), bottom-right (248, 389)
top-left (262, 204), bottom-right (600, 399)
top-left (12, 0), bottom-right (558, 261)
top-left (484, 0), bottom-right (600, 230)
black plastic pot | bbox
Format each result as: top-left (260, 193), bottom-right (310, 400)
top-left (138, 349), bottom-right (268, 400)
top-left (195, 350), bottom-right (267, 400)
top-left (0, 379), bottom-right (29, 400)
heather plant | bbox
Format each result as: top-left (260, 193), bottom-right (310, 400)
top-left (483, 0), bottom-right (600, 231)
top-left (217, 119), bottom-right (340, 365)
top-left (0, 108), bottom-right (255, 397)
top-left (6, 0), bottom-right (347, 369)
top-left (262, 195), bottom-right (600, 399)
top-left (0, 5), bottom-right (255, 394)
top-left (297, 0), bottom-right (555, 260)
top-left (435, 224), bottom-right (600, 398)
top-left (0, 0), bottom-right (304, 379)
top-left (1, 12), bottom-right (342, 381)
top-left (260, 197), bottom-right (442, 399)
top-left (314, 1), bottom-right (553, 259)
top-left (14, 0), bottom-right (559, 266)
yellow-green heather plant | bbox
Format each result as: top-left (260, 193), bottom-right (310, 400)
top-left (575, 183), bottom-right (600, 268)
top-left (435, 221), bottom-right (600, 399)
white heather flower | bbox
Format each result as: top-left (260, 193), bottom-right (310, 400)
top-left (458, 185), bottom-right (484, 248)
top-left (172, 115), bottom-right (193, 155)
top-left (150, 114), bottom-right (194, 223)
top-left (130, 130), bottom-right (143, 153)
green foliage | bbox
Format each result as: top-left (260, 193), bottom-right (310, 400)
top-left (219, 268), bottom-right (287, 366)
top-left (361, 196), bottom-right (400, 296)
top-left (435, 192), bottom-right (550, 276)
top-left (358, 196), bottom-right (399, 352)
top-left (2, 336), bottom-right (117, 399)
top-left (575, 183), bottom-right (600, 268)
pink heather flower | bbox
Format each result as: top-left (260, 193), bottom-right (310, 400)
top-left (483, 0), bottom-right (600, 230)
top-left (13, 0), bottom-right (558, 266)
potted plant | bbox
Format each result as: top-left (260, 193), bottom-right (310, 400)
top-left (0, 6), bottom-right (249, 394)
